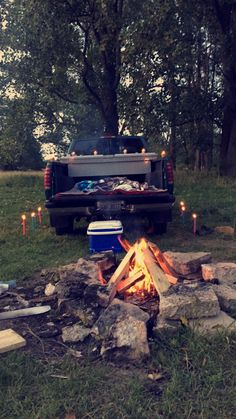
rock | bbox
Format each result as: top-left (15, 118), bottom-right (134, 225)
top-left (92, 299), bottom-right (150, 360)
top-left (59, 263), bottom-right (77, 271)
top-left (34, 285), bottom-right (44, 294)
top-left (88, 251), bottom-right (116, 272)
top-left (56, 272), bottom-right (89, 300)
top-left (75, 258), bottom-right (101, 282)
top-left (212, 284), bottom-right (236, 316)
top-left (163, 251), bottom-right (211, 276)
top-left (153, 316), bottom-right (180, 337)
top-left (202, 263), bottom-right (236, 287)
top-left (44, 283), bottom-right (56, 297)
top-left (62, 323), bottom-right (91, 342)
top-left (70, 302), bottom-right (99, 327)
top-left (189, 311), bottom-right (236, 335)
top-left (159, 284), bottom-right (220, 320)
top-left (215, 226), bottom-right (234, 235)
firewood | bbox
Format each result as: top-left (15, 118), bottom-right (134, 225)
top-left (142, 247), bottom-right (171, 294)
top-left (108, 246), bottom-right (135, 285)
top-left (0, 329), bottom-right (26, 353)
top-left (148, 242), bottom-right (179, 278)
top-left (118, 237), bottom-right (132, 252)
top-left (116, 270), bottom-right (144, 293)
top-left (165, 273), bottom-right (178, 285)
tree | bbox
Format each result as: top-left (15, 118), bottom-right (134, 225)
top-left (211, 0), bottom-right (236, 176)
top-left (0, 98), bottom-right (43, 170)
top-left (4, 0), bottom-right (128, 136)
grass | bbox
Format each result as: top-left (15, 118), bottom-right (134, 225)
top-left (1, 169), bottom-right (236, 418)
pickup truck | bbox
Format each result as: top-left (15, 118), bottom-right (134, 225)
top-left (44, 135), bottom-right (175, 235)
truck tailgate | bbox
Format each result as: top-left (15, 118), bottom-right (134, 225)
top-left (46, 189), bottom-right (175, 208)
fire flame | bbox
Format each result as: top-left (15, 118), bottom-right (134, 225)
top-left (123, 238), bottom-right (154, 295)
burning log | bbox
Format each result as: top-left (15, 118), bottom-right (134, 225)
top-left (148, 242), bottom-right (179, 279)
top-left (116, 270), bottom-right (144, 293)
top-left (108, 246), bottom-right (135, 302)
top-left (108, 246), bottom-right (135, 286)
top-left (142, 247), bottom-right (171, 294)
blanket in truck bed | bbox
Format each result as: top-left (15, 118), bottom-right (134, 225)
top-left (57, 177), bottom-right (167, 196)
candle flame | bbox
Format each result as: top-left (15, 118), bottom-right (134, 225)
top-left (180, 201), bottom-right (185, 207)
top-left (141, 148), bottom-right (146, 154)
top-left (123, 148), bottom-right (127, 154)
top-left (38, 207), bottom-right (41, 212)
top-left (192, 213), bottom-right (197, 219)
top-left (21, 214), bottom-right (26, 220)
top-left (93, 150), bottom-right (98, 155)
top-left (181, 205), bottom-right (186, 212)
top-left (161, 150), bottom-right (166, 158)
top-left (31, 212), bottom-right (36, 218)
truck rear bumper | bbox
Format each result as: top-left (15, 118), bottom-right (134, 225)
top-left (45, 193), bottom-right (175, 220)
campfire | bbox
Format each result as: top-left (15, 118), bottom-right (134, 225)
top-left (107, 238), bottom-right (178, 302)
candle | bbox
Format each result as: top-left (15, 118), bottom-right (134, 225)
top-left (31, 212), bottom-right (36, 230)
top-left (161, 150), bottom-right (166, 158)
top-left (192, 213), bottom-right (197, 236)
top-left (179, 200), bottom-right (185, 208)
top-left (21, 214), bottom-right (26, 236)
top-left (93, 150), bottom-right (98, 155)
top-left (181, 205), bottom-right (186, 224)
top-left (37, 207), bottom-right (42, 224)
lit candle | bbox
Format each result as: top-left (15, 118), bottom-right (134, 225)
top-left (93, 150), bottom-right (98, 156)
top-left (181, 205), bottom-right (186, 224)
top-left (31, 212), bottom-right (36, 230)
top-left (192, 213), bottom-right (197, 236)
top-left (161, 150), bottom-right (166, 158)
top-left (37, 207), bottom-right (42, 225)
top-left (141, 148), bottom-right (146, 154)
top-left (21, 214), bottom-right (26, 236)
top-left (179, 200), bottom-right (185, 208)
top-left (123, 148), bottom-right (127, 154)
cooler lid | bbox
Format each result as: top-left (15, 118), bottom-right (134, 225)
top-left (87, 220), bottom-right (123, 235)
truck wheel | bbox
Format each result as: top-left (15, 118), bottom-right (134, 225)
top-left (146, 218), bottom-right (167, 235)
top-left (55, 226), bottom-right (73, 235)
top-left (51, 216), bottom-right (74, 235)
top-left (154, 222), bottom-right (167, 234)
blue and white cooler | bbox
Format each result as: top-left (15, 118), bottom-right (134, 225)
top-left (87, 220), bottom-right (123, 253)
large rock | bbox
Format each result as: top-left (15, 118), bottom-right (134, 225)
top-left (163, 251), bottom-right (211, 276)
top-left (202, 263), bottom-right (236, 287)
top-left (212, 284), bottom-right (236, 316)
top-left (92, 299), bottom-right (150, 360)
top-left (62, 323), bottom-right (91, 342)
top-left (56, 271), bottom-right (93, 300)
top-left (159, 284), bottom-right (220, 320)
top-left (189, 311), bottom-right (236, 335)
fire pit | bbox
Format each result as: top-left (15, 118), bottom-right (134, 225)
top-left (2, 239), bottom-right (236, 360)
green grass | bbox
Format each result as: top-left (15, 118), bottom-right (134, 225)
top-left (1, 170), bottom-right (236, 418)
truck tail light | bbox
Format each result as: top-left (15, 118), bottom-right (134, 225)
top-left (44, 165), bottom-right (52, 189)
top-left (166, 161), bottom-right (174, 184)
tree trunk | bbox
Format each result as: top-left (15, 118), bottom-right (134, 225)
top-left (213, 1), bottom-right (236, 176)
top-left (103, 74), bottom-right (119, 135)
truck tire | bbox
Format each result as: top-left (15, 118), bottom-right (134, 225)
top-left (50, 216), bottom-right (74, 235)
top-left (154, 222), bottom-right (167, 234)
top-left (55, 225), bottom-right (73, 235)
top-left (147, 217), bottom-right (167, 235)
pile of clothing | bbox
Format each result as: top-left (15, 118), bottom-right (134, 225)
top-left (74, 177), bottom-right (157, 194)
top-left (59, 177), bottom-right (164, 196)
